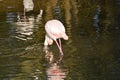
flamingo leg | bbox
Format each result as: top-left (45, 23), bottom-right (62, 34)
top-left (55, 39), bottom-right (64, 64)
top-left (54, 39), bottom-right (64, 56)
top-left (58, 38), bottom-right (62, 49)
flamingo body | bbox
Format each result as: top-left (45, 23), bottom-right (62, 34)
top-left (44, 19), bottom-right (68, 56)
top-left (45, 20), bottom-right (68, 40)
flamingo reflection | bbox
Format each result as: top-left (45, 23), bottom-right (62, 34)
top-left (44, 49), bottom-right (64, 64)
top-left (44, 48), bottom-right (68, 80)
top-left (45, 50), bottom-right (54, 63)
top-left (46, 63), bottom-right (67, 80)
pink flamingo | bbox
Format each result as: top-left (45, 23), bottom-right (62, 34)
top-left (44, 19), bottom-right (68, 57)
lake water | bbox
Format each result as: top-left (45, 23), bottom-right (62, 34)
top-left (0, 0), bottom-right (120, 80)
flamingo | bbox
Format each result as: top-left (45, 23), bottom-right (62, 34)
top-left (44, 19), bottom-right (68, 56)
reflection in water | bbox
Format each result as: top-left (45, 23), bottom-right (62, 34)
top-left (54, 6), bottom-right (61, 20)
top-left (1, 0), bottom-right (120, 80)
top-left (7, 0), bottom-right (35, 41)
top-left (44, 49), bottom-right (63, 64)
top-left (45, 50), bottom-right (54, 63)
top-left (93, 5), bottom-right (101, 41)
top-left (46, 63), bottom-right (67, 80)
top-left (11, 15), bottom-right (34, 41)
top-left (64, 0), bottom-right (72, 37)
top-left (9, 9), bottom-right (43, 41)
top-left (93, 5), bottom-right (101, 33)
top-left (45, 0), bottom-right (58, 20)
top-left (6, 12), bottom-right (17, 23)
top-left (0, 43), bottom-right (46, 80)
top-left (44, 49), bottom-right (68, 80)
top-left (36, 9), bottom-right (43, 22)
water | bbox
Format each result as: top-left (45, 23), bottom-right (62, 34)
top-left (0, 0), bottom-right (120, 80)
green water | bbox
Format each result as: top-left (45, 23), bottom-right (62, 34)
top-left (0, 0), bottom-right (120, 80)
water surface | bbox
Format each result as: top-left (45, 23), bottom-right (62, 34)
top-left (0, 0), bottom-right (120, 80)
